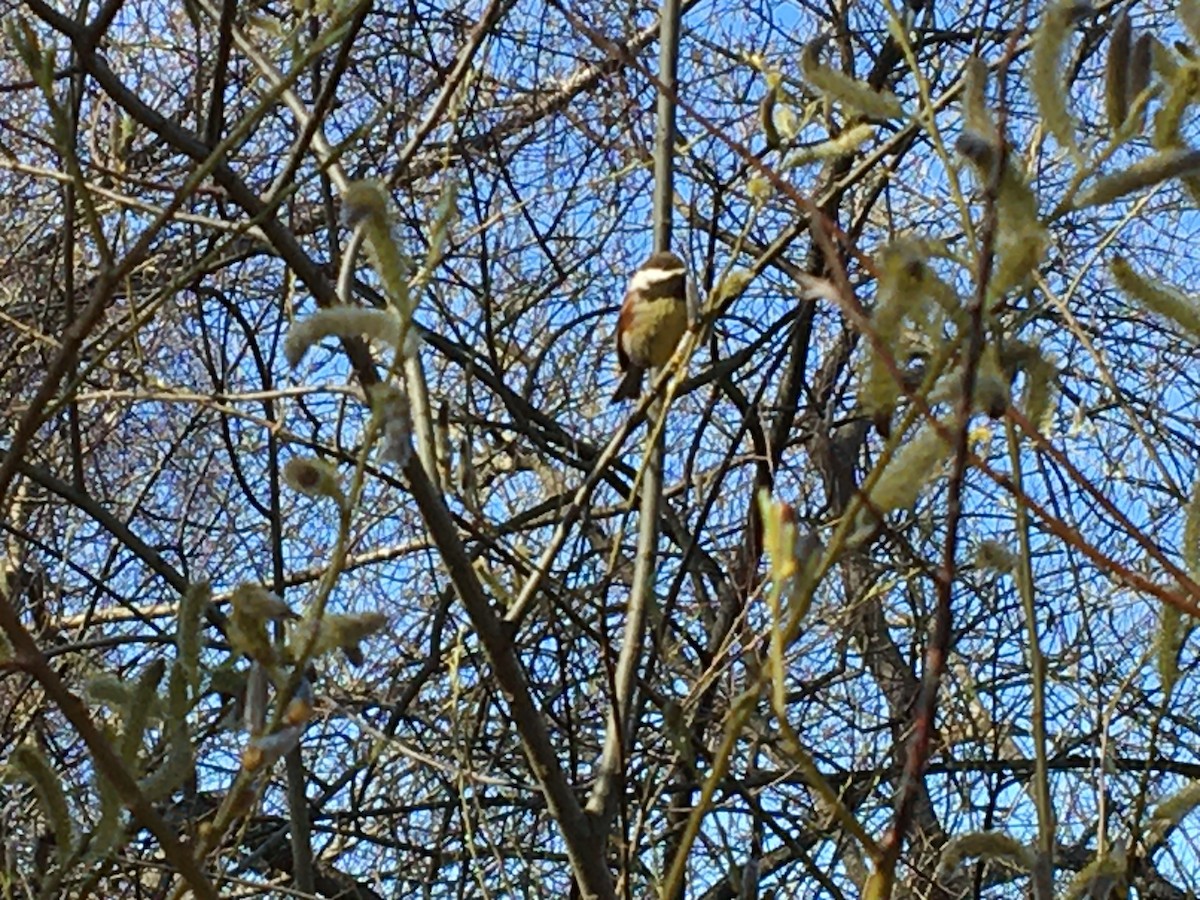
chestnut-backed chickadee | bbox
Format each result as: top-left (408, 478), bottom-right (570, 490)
top-left (611, 250), bottom-right (689, 402)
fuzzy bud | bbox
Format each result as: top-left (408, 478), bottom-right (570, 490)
top-left (1030, 0), bottom-right (1089, 160)
top-left (289, 611), bottom-right (388, 665)
top-left (1110, 255), bottom-right (1200, 338)
top-left (1076, 148), bottom-right (1200, 209)
top-left (284, 306), bottom-right (403, 368)
top-left (369, 382), bottom-right (414, 467)
top-left (242, 724), bottom-right (303, 773)
top-left (937, 830), bottom-right (1035, 878)
top-left (800, 38), bottom-right (903, 119)
top-left (283, 456), bottom-right (346, 506)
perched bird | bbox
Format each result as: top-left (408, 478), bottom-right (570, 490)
top-left (612, 250), bottom-right (689, 402)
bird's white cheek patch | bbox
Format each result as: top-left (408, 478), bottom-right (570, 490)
top-left (627, 266), bottom-right (687, 295)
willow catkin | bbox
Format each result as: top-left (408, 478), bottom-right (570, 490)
top-left (1185, 475), bottom-right (1200, 576)
top-left (868, 424), bottom-right (952, 514)
top-left (1147, 781), bottom-right (1200, 847)
top-left (1077, 148), bottom-right (1200, 208)
top-left (937, 830), bottom-right (1035, 878)
top-left (284, 306), bottom-right (403, 367)
top-left (282, 456), bottom-right (346, 507)
top-left (962, 57), bottom-right (996, 142)
top-left (120, 658), bottom-right (165, 764)
top-left (800, 39), bottom-right (903, 120)
top-left (785, 124), bottom-right (876, 166)
top-left (342, 180), bottom-right (412, 314)
top-left (7, 744), bottom-right (73, 862)
top-left (1105, 12), bottom-right (1132, 129)
top-left (177, 580), bottom-right (208, 696)
top-left (1110, 255), bottom-right (1200, 338)
top-left (1153, 65), bottom-right (1200, 150)
top-left (1155, 601), bottom-right (1189, 697)
top-left (1030, 0), bottom-right (1084, 159)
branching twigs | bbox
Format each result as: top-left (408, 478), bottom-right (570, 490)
top-left (0, 13), bottom-right (286, 888)
top-left (13, 4), bottom-right (618, 898)
top-left (0, 586), bottom-right (221, 899)
top-left (393, 0), bottom-right (509, 175)
top-left (547, 7), bottom-right (1200, 897)
top-left (555, 0), bottom-right (1200, 614)
top-left (403, 456), bottom-right (616, 897)
top-left (11, 0), bottom-right (1200, 897)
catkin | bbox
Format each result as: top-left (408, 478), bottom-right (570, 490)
top-left (1111, 256), bottom-right (1200, 339)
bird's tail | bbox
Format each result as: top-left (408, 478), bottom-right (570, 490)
top-left (611, 367), bottom-right (644, 402)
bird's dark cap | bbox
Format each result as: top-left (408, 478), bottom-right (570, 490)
top-left (641, 250), bottom-right (686, 272)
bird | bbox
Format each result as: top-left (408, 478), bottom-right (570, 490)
top-left (611, 250), bottom-right (690, 402)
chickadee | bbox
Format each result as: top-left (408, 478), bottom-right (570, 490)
top-left (611, 250), bottom-right (689, 402)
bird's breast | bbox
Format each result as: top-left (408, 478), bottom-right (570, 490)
top-left (621, 296), bottom-right (687, 368)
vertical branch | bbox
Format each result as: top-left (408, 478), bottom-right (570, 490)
top-left (63, 40), bottom-right (84, 492)
top-left (271, 275), bottom-right (316, 891)
top-left (584, 0), bottom-right (683, 845)
top-left (878, 43), bottom-right (1016, 900)
top-left (1006, 419), bottom-right (1055, 899)
top-left (651, 0), bottom-right (682, 253)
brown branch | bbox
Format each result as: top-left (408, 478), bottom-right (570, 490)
top-left (878, 98), bottom-right (1001, 891)
top-left (0, 593), bottom-right (219, 898)
top-left (18, 4), bottom-right (616, 895)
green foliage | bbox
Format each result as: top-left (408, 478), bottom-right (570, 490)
top-left (1154, 64), bottom-right (1200, 150)
top-left (962, 57), bottom-right (996, 140)
top-left (85, 673), bottom-right (132, 708)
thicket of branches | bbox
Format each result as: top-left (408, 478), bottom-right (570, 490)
top-left (3, 0), bottom-right (1200, 896)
